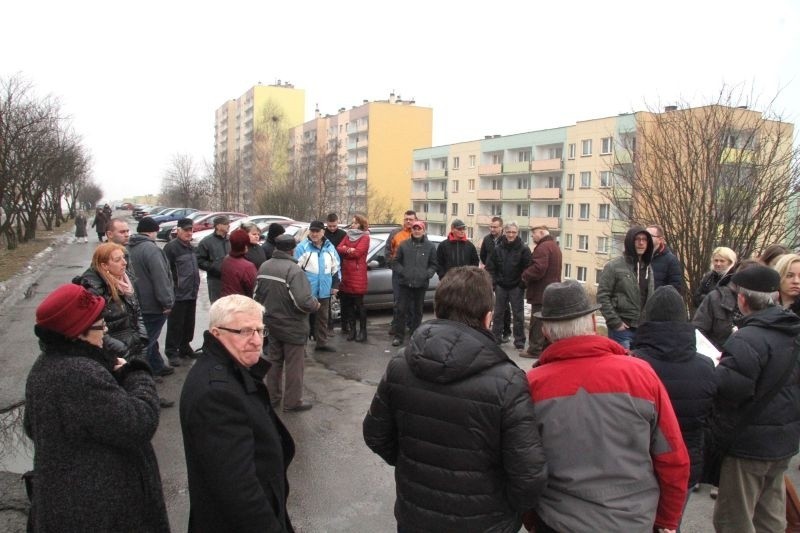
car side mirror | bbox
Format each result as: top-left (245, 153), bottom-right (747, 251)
top-left (368, 260), bottom-right (380, 269)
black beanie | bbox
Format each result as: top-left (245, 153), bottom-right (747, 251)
top-left (644, 285), bottom-right (687, 322)
top-left (267, 223), bottom-right (285, 243)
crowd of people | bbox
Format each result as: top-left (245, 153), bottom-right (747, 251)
top-left (20, 207), bottom-right (800, 532)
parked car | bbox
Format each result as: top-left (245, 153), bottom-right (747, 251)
top-left (135, 206), bottom-right (169, 220)
top-left (170, 211), bottom-right (247, 241)
top-left (191, 215), bottom-right (294, 247)
top-left (157, 210), bottom-right (208, 241)
top-left (150, 207), bottom-right (198, 224)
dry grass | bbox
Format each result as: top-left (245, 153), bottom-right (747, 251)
top-left (0, 222), bottom-right (73, 283)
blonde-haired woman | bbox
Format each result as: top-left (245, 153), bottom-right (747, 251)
top-left (693, 247), bottom-right (737, 308)
top-left (774, 253), bottom-right (800, 316)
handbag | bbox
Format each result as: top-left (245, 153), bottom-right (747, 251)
top-left (702, 333), bottom-right (800, 486)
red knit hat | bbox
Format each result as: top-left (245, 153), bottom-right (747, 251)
top-left (229, 228), bottom-right (250, 257)
top-left (36, 284), bottom-right (105, 338)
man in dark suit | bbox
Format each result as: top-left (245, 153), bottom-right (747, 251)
top-left (180, 294), bottom-right (296, 533)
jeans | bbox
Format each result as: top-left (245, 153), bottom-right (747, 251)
top-left (141, 313), bottom-right (168, 372)
top-left (608, 326), bottom-right (636, 349)
top-left (492, 286), bottom-right (525, 346)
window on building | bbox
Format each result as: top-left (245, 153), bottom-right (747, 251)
top-left (467, 203), bottom-right (475, 215)
top-left (598, 204), bottom-right (610, 220)
top-left (601, 137), bottom-right (613, 154)
top-left (452, 203), bottom-right (458, 216)
top-left (579, 203), bottom-right (590, 219)
top-left (567, 174), bottom-right (575, 190)
top-left (491, 204), bottom-right (503, 216)
top-left (423, 161), bottom-right (429, 171)
top-left (468, 179), bottom-right (475, 191)
top-left (439, 203), bottom-right (447, 214)
top-left (491, 179), bottom-right (502, 190)
top-left (422, 203), bottom-right (429, 213)
top-left (577, 266), bottom-right (587, 282)
top-left (549, 146), bottom-right (563, 159)
top-left (439, 181), bottom-right (447, 191)
top-left (453, 156), bottom-right (460, 170)
top-left (518, 150), bottom-right (531, 162)
top-left (423, 182), bottom-right (429, 192)
top-left (520, 230), bottom-right (530, 244)
top-left (517, 177), bottom-right (529, 189)
top-left (492, 153), bottom-right (503, 164)
top-left (548, 175), bottom-right (562, 188)
top-left (578, 235), bottom-right (589, 251)
top-left (566, 204), bottom-right (574, 219)
top-left (467, 227), bottom-right (474, 239)
top-left (439, 159), bottom-right (448, 170)
top-left (516, 204), bottom-right (529, 217)
top-left (580, 171), bottom-right (592, 188)
top-left (597, 236), bottom-right (610, 254)
top-left (469, 155), bottom-right (476, 168)
top-left (568, 143), bottom-right (576, 159)
top-left (600, 171), bottom-right (612, 188)
top-left (565, 263), bottom-right (572, 278)
top-left (581, 139), bottom-right (592, 156)
top-left (564, 233), bottom-right (573, 249)
top-left (547, 204), bottom-right (561, 217)
top-left (452, 180), bottom-right (459, 193)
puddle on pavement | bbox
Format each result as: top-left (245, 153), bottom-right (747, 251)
top-left (0, 404), bottom-right (33, 474)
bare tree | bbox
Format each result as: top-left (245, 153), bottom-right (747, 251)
top-left (77, 182), bottom-right (103, 210)
top-left (160, 153), bottom-right (207, 208)
top-left (250, 101), bottom-right (291, 213)
top-left (366, 184), bottom-right (400, 224)
top-left (608, 87), bottom-right (800, 308)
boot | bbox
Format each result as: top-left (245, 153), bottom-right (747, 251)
top-left (356, 316), bottom-right (367, 343)
top-left (346, 320), bottom-right (357, 341)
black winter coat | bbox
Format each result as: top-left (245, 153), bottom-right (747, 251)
top-left (180, 332), bottom-right (296, 533)
top-left (711, 306), bottom-right (800, 460)
top-left (691, 274), bottom-right (738, 351)
top-left (692, 270), bottom-right (724, 308)
top-left (631, 321), bottom-right (718, 485)
top-left (24, 331), bottom-right (168, 533)
top-left (486, 236), bottom-right (532, 289)
top-left (74, 268), bottom-right (148, 360)
top-left (436, 235), bottom-right (479, 279)
top-left (363, 319), bottom-right (547, 532)
top-left (650, 246), bottom-right (683, 294)
top-left (392, 236), bottom-right (438, 289)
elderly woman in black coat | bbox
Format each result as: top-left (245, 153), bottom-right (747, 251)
top-left (24, 283), bottom-right (169, 532)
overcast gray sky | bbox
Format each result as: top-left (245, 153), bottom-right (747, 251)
top-left (3, 0), bottom-right (799, 203)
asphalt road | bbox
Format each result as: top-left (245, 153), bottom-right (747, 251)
top-left (1, 218), bottom-right (799, 532)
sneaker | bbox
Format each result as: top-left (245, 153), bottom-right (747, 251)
top-left (168, 357), bottom-right (181, 367)
top-left (315, 344), bottom-right (337, 353)
top-left (155, 366), bottom-right (175, 377)
top-left (392, 337), bottom-right (403, 347)
top-left (501, 333), bottom-right (511, 343)
top-left (283, 401), bottom-right (313, 412)
top-left (710, 487), bottom-right (718, 499)
top-left (519, 351), bottom-right (538, 359)
top-left (159, 398), bottom-right (175, 408)
top-left (180, 349), bottom-right (199, 359)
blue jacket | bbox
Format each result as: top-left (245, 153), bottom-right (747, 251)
top-left (294, 237), bottom-right (340, 299)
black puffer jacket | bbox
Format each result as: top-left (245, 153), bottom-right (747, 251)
top-left (712, 306), bottom-right (800, 460)
top-left (74, 268), bottom-right (148, 359)
top-left (691, 273), bottom-right (739, 351)
top-left (631, 321), bottom-right (718, 485)
top-left (363, 319), bottom-right (547, 532)
top-left (486, 236), bottom-right (532, 289)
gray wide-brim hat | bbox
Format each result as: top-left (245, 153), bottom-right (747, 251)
top-left (534, 279), bottom-right (602, 321)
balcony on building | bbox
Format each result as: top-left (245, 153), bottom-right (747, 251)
top-left (502, 189), bottom-right (530, 201)
top-left (528, 216), bottom-right (560, 230)
top-left (428, 169), bottom-right (448, 179)
top-left (427, 190), bottom-right (447, 201)
top-left (412, 170), bottom-right (429, 180)
top-left (477, 189), bottom-right (502, 201)
top-left (422, 212), bottom-right (447, 223)
top-left (530, 188), bottom-right (562, 200)
top-left (502, 161), bottom-right (531, 174)
top-left (410, 190), bottom-right (427, 201)
top-left (531, 158), bottom-right (563, 172)
top-left (478, 163), bottom-right (502, 175)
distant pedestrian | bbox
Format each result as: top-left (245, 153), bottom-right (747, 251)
top-left (25, 284), bottom-right (169, 532)
top-left (164, 218), bottom-right (201, 366)
top-left (435, 218), bottom-right (479, 279)
top-left (693, 246), bottom-right (737, 308)
top-left (74, 211), bottom-right (88, 243)
top-left (262, 222), bottom-right (285, 261)
top-left (295, 220), bottom-right (340, 352)
top-left (757, 243), bottom-right (788, 267)
top-left (196, 215), bottom-right (231, 303)
top-left (324, 212), bottom-right (347, 254)
top-left (180, 294), bottom-right (296, 532)
top-left (364, 266), bottom-right (547, 531)
top-left (337, 214), bottom-right (370, 342)
top-left (521, 224), bottom-right (561, 358)
top-left (774, 253), bottom-right (800, 315)
top-left (486, 221), bottom-right (531, 350)
top-left (221, 228), bottom-right (257, 298)
top-left (240, 221), bottom-right (267, 270)
top-left (480, 216), bottom-right (511, 342)
top-left (647, 224), bottom-right (684, 293)
top-left (391, 220), bottom-right (437, 347)
top-left (127, 216), bottom-right (175, 377)
top-left (91, 207), bottom-right (108, 242)
top-left (254, 234), bottom-right (320, 412)
top-left (385, 210), bottom-right (417, 336)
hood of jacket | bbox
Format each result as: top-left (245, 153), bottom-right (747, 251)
top-left (631, 321), bottom-right (698, 362)
top-left (127, 233), bottom-right (155, 249)
top-left (623, 226), bottom-right (654, 264)
top-left (740, 305), bottom-right (800, 336)
top-left (404, 319), bottom-right (513, 384)
top-left (447, 231), bottom-right (467, 242)
top-left (270, 249), bottom-right (298, 263)
top-left (539, 334), bottom-right (628, 365)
